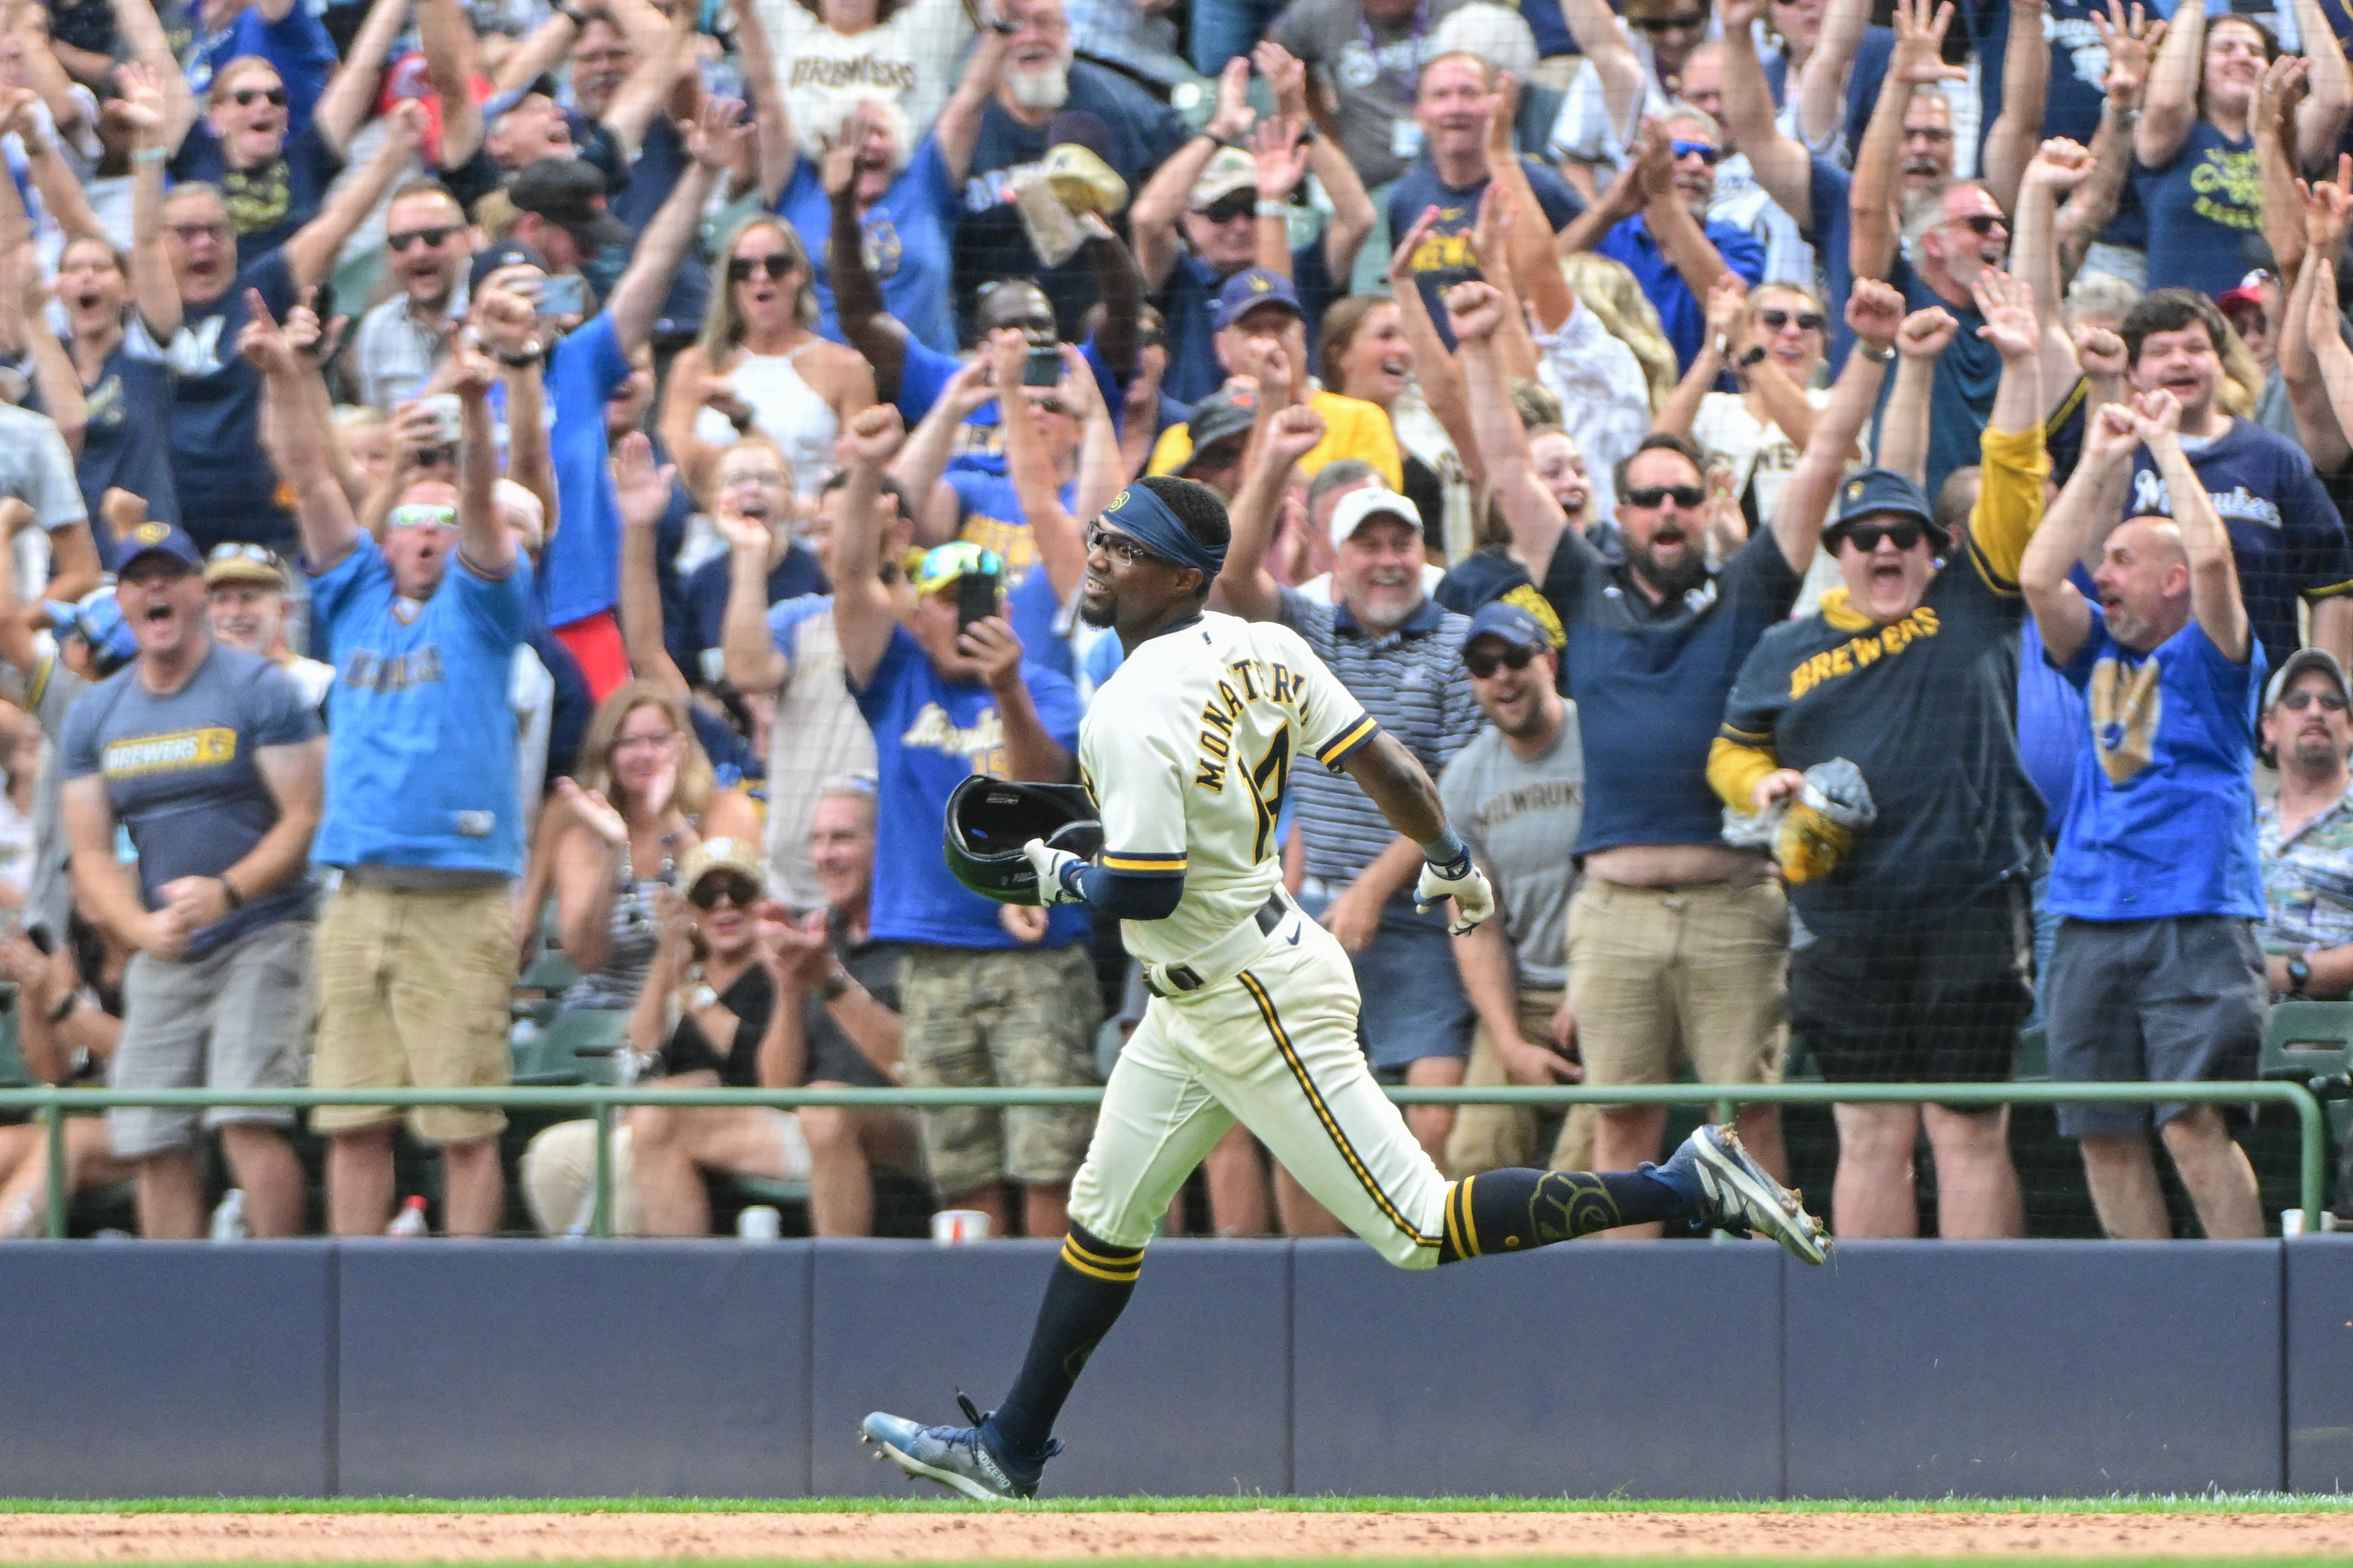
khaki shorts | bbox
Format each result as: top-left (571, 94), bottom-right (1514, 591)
top-left (1568, 878), bottom-right (1789, 1089)
top-left (310, 879), bottom-right (517, 1144)
top-left (900, 943), bottom-right (1102, 1196)
top-left (1442, 986), bottom-right (1594, 1178)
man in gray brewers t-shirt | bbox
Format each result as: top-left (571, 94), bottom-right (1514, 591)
top-left (1436, 600), bottom-right (1587, 1176)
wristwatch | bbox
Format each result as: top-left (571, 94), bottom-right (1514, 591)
top-left (2289, 955), bottom-right (2312, 997)
top-left (496, 342), bottom-right (545, 368)
top-left (1739, 345), bottom-right (1770, 368)
top-left (1857, 341), bottom-right (1897, 363)
top-left (819, 965), bottom-right (853, 1002)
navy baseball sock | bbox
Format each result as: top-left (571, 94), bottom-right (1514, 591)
top-left (1435, 1167), bottom-right (1691, 1263)
top-left (983, 1225), bottom-right (1142, 1464)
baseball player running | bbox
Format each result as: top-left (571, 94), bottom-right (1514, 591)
top-left (861, 453), bottom-right (1827, 1502)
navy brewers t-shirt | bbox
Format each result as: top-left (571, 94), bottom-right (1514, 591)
top-left (1387, 155), bottom-right (1583, 351)
top-left (2126, 418), bottom-right (2353, 676)
top-left (854, 624), bottom-right (1089, 949)
top-left (165, 248), bottom-right (299, 553)
top-left (44, 330), bottom-right (179, 538)
top-left (59, 643), bottom-right (321, 958)
top-left (2138, 120), bottom-right (2263, 298)
top-left (169, 121), bottom-right (345, 268)
top-left (1539, 524), bottom-right (1804, 855)
top-left (678, 541), bottom-right (828, 687)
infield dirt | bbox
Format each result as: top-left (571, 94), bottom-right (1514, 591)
top-left (2, 1511), bottom-right (2350, 1561)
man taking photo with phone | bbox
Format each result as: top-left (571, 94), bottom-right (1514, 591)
top-left (831, 402), bottom-right (1102, 1242)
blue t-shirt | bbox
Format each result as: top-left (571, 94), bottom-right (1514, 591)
top-left (2017, 599), bottom-right (2088, 842)
top-left (183, 2), bottom-right (337, 127)
top-left (1388, 155), bottom-right (1584, 351)
top-left (2126, 419), bottom-right (2353, 676)
top-left (308, 532), bottom-right (535, 874)
top-left (945, 467), bottom-right (1076, 678)
top-left (1539, 523), bottom-right (1805, 854)
top-left (853, 624), bottom-right (1088, 948)
top-left (678, 543), bottom-right (827, 685)
top-left (1899, 262), bottom-right (2001, 499)
top-left (956, 64), bottom-right (1189, 337)
top-left (2048, 609), bottom-right (2266, 920)
top-left (785, 136), bottom-right (960, 356)
top-left (2138, 119), bottom-right (2262, 299)
top-left (169, 120), bottom-right (344, 268)
top-left (59, 643), bottom-right (320, 959)
top-left (1593, 212), bottom-right (1770, 372)
top-left (44, 332), bottom-right (178, 538)
top-left (607, 119), bottom-right (710, 341)
top-left (541, 312), bottom-right (632, 629)
top-left (165, 248), bottom-right (298, 553)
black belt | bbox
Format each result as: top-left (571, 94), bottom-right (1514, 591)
top-left (1145, 892), bottom-right (1290, 998)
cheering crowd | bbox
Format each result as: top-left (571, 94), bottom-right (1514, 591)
top-left (0, 0), bottom-right (2348, 1243)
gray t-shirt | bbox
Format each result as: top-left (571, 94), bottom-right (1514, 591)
top-left (60, 643), bottom-right (321, 959)
top-left (1437, 708), bottom-right (1585, 990)
top-left (1269, 0), bottom-right (1472, 189)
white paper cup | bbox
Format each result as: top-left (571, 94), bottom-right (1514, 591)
top-left (932, 1208), bottom-right (991, 1245)
top-left (737, 1205), bottom-right (781, 1241)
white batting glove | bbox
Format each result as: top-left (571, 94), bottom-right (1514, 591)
top-left (1023, 838), bottom-right (1086, 906)
top-left (1416, 858), bottom-right (1495, 936)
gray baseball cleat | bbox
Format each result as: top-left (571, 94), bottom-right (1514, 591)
top-left (860, 1393), bottom-right (1058, 1503)
top-left (1666, 1123), bottom-right (1829, 1264)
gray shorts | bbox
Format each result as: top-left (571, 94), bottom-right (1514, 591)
top-left (109, 919), bottom-right (313, 1160)
top-left (2045, 915), bottom-right (2264, 1139)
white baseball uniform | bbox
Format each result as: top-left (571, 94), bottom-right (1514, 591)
top-left (1066, 611), bottom-right (1453, 1268)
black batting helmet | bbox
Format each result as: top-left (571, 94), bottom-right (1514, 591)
top-left (943, 776), bottom-right (1104, 905)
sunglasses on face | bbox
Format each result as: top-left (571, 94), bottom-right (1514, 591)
top-left (1949, 213), bottom-right (2006, 236)
top-left (728, 254), bottom-right (794, 281)
top-left (1837, 519), bottom-right (1927, 553)
top-left (229, 86), bottom-right (288, 108)
top-left (1198, 195), bottom-right (1257, 225)
top-left (388, 225), bottom-right (460, 252)
top-left (388, 502), bottom-right (460, 530)
top-left (1465, 644), bottom-right (1537, 678)
top-left (689, 874), bottom-right (762, 909)
top-left (1759, 308), bottom-right (1825, 332)
top-left (2279, 689), bottom-right (2350, 713)
top-left (1087, 525), bottom-right (1171, 566)
top-left (1634, 11), bottom-right (1707, 28)
top-left (1623, 484), bottom-right (1705, 509)
top-left (1669, 139), bottom-right (1721, 164)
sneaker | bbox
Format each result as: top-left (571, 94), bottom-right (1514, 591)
top-left (859, 1393), bottom-right (1058, 1502)
top-left (1666, 1123), bottom-right (1829, 1265)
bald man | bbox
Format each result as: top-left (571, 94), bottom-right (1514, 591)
top-left (2022, 391), bottom-right (2268, 1243)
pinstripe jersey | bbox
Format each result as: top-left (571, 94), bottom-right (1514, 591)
top-left (1079, 612), bottom-right (1378, 966)
top-left (1276, 588), bottom-right (1482, 885)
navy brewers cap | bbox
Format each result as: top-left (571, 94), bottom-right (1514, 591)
top-left (1825, 467), bottom-right (1944, 549)
top-left (115, 519), bottom-right (206, 576)
top-left (469, 238), bottom-right (551, 295)
top-left (1212, 267), bottom-right (1303, 332)
top-left (1467, 599), bottom-right (1551, 656)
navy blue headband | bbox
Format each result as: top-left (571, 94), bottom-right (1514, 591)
top-left (1100, 484), bottom-right (1226, 579)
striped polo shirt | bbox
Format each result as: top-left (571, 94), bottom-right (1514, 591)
top-left (1278, 588), bottom-right (1482, 886)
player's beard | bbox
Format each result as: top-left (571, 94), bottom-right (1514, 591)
top-left (1077, 592), bottom-right (1119, 628)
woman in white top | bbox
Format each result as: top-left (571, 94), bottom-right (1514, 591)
top-left (657, 216), bottom-right (875, 507)
top-left (1656, 275), bottom-right (1836, 542)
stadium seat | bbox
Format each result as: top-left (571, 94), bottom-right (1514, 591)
top-left (511, 1007), bottom-right (631, 1087)
top-left (2260, 1000), bottom-right (2353, 1142)
top-left (0, 988), bottom-right (29, 1089)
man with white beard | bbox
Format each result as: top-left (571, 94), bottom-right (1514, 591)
top-left (952, 0), bottom-right (1187, 339)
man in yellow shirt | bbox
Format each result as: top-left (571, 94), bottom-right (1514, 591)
top-left (1146, 269), bottom-right (1402, 489)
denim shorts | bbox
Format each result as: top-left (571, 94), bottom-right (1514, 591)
top-left (1297, 885), bottom-right (1474, 1070)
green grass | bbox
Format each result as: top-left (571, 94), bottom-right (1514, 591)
top-left (2, 1495), bottom-right (2350, 1513)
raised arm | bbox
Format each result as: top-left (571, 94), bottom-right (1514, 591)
top-left (1720, 0), bottom-right (1814, 225)
top-left (1798, 0), bottom-right (1872, 151)
top-left (1450, 280), bottom-right (1573, 582)
top-left (1250, 116), bottom-right (1311, 278)
top-left (1851, 0), bottom-right (1964, 282)
top-left (1256, 40), bottom-right (1374, 283)
top-left (2262, 56), bottom-right (2316, 278)
top-left (311, 0), bottom-right (408, 158)
top-left (993, 332), bottom-right (1087, 600)
top-left (2012, 137), bottom-right (2094, 400)
top-left (832, 404), bottom-right (913, 688)
top-left (1384, 210), bottom-right (1480, 482)
top-left (243, 293), bottom-right (362, 571)
top-left (825, 127), bottom-right (905, 399)
top-left (1874, 304), bottom-right (1959, 484)
top-left (110, 0), bottom-right (200, 151)
top-left (1085, 220), bottom-right (1145, 384)
top-left (450, 345), bottom-right (514, 580)
top-left (887, 357), bottom-right (992, 540)
top-left (600, 13), bottom-right (697, 166)
top-left (2294, 0), bottom-right (2353, 167)
top-left (1130, 60), bottom-right (1253, 293)
top-left (1772, 279), bottom-right (1904, 572)
top-left (1555, 0), bottom-right (1649, 149)
top-left (283, 103), bottom-right (429, 293)
top-left (2135, 0), bottom-right (2201, 168)
top-left (1, 249), bottom-right (84, 454)
top-left (1482, 78), bottom-right (1575, 333)
top-left (116, 65), bottom-right (181, 341)
top-left (1655, 273), bottom-right (1744, 438)
top-left (609, 96), bottom-right (747, 355)
top-left (1214, 401), bottom-right (1324, 623)
top-left (934, 20), bottom-right (1010, 186)
top-left (717, 508), bottom-right (788, 695)
top-left (728, 0), bottom-right (794, 205)
top-left (2300, 256), bottom-right (2353, 469)
top-left (2056, 4), bottom-right (2160, 282)
top-left (476, 283), bottom-right (559, 532)
top-left (1061, 340), bottom-right (1126, 529)
top-left (1980, 0), bottom-right (2052, 218)
top-left (613, 432), bottom-right (691, 701)
top-left (2145, 389), bottom-right (2251, 659)
top-left (416, 0), bottom-right (487, 171)
top-left (2022, 397), bottom-right (2139, 664)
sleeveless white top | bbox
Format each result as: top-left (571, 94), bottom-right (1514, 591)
top-left (695, 339), bottom-right (840, 498)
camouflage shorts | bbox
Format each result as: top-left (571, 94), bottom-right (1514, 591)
top-left (900, 943), bottom-right (1103, 1196)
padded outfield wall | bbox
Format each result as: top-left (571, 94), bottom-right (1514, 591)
top-left (2, 1238), bottom-right (2347, 1498)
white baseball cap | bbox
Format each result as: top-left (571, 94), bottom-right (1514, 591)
top-left (1329, 486), bottom-right (1424, 552)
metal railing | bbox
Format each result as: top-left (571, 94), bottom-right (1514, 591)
top-left (0, 1080), bottom-right (2330, 1240)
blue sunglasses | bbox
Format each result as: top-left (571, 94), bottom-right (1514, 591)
top-left (1670, 139), bottom-right (1722, 164)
